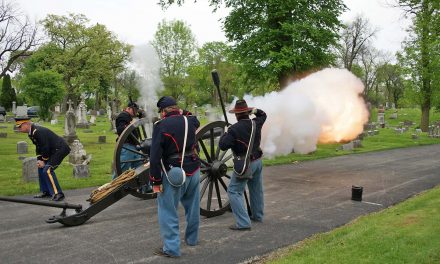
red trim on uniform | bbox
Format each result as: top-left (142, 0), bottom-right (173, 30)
top-left (185, 166), bottom-right (201, 176)
top-left (235, 139), bottom-right (248, 148)
top-left (163, 133), bottom-right (180, 152)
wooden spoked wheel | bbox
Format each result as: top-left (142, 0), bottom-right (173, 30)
top-left (113, 118), bottom-right (152, 199)
top-left (196, 121), bottom-right (234, 217)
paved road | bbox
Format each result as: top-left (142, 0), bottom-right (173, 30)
top-left (1, 145), bottom-right (440, 264)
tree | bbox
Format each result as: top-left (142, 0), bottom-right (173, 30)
top-left (0, 1), bottom-right (39, 79)
top-left (336, 15), bottom-right (378, 71)
top-left (376, 63), bottom-right (404, 108)
top-left (397, 0), bottom-right (440, 131)
top-left (151, 19), bottom-right (197, 101)
top-left (159, 0), bottom-right (346, 89)
top-left (39, 14), bottom-right (131, 111)
top-left (20, 70), bottom-right (64, 120)
top-left (0, 74), bottom-right (15, 110)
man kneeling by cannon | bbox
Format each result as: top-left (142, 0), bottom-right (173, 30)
top-left (15, 117), bottom-right (70, 201)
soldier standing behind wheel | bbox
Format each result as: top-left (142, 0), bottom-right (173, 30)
top-left (219, 99), bottom-right (267, 231)
top-left (15, 117), bottom-right (70, 201)
top-left (149, 96), bottom-right (201, 258)
top-left (113, 101), bottom-right (143, 178)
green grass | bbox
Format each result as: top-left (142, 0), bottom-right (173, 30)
top-left (266, 185), bottom-right (440, 264)
top-left (0, 115), bottom-right (117, 196)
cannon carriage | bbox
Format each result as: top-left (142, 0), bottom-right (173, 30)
top-left (112, 117), bottom-right (234, 218)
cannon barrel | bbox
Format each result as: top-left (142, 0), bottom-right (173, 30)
top-left (0, 196), bottom-right (82, 210)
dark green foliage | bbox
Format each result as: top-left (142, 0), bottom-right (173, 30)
top-left (0, 74), bottom-right (16, 110)
top-left (21, 70), bottom-right (65, 120)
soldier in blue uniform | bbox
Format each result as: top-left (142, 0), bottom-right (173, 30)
top-left (113, 101), bottom-right (143, 179)
top-left (219, 99), bottom-right (267, 230)
top-left (15, 117), bottom-right (70, 201)
top-left (150, 96), bottom-right (201, 258)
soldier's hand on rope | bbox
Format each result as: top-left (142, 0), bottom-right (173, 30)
top-left (250, 108), bottom-right (257, 115)
top-left (153, 184), bottom-right (163, 193)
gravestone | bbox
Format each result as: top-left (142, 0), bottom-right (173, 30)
top-left (17, 141), bottom-right (28, 154)
top-left (107, 105), bottom-right (112, 121)
top-left (0, 132), bottom-right (7, 138)
top-left (411, 134), bottom-right (419, 140)
top-left (54, 103), bottom-right (61, 113)
top-left (0, 115), bottom-right (4, 123)
top-left (69, 139), bottom-right (87, 164)
top-left (51, 111), bottom-right (59, 125)
top-left (352, 139), bottom-right (362, 148)
top-left (15, 106), bottom-right (28, 117)
top-left (89, 110), bottom-right (97, 125)
top-left (12, 101), bottom-right (16, 115)
top-left (22, 157), bottom-right (38, 182)
top-left (64, 99), bottom-right (78, 144)
top-left (389, 112), bottom-right (398, 119)
top-left (342, 141), bottom-right (354, 151)
top-left (377, 113), bottom-right (385, 128)
top-left (73, 164), bottom-right (90, 178)
top-left (76, 95), bottom-right (89, 128)
top-left (98, 135), bottom-right (106, 143)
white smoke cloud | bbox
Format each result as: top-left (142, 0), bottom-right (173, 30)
top-left (128, 44), bottom-right (163, 135)
top-left (230, 68), bottom-right (369, 157)
top-left (129, 44), bottom-right (163, 119)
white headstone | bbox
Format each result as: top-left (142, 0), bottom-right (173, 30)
top-left (16, 106), bottom-right (28, 117)
top-left (17, 141), bottom-right (28, 154)
top-left (107, 105), bottom-right (112, 121)
top-left (12, 101), bottom-right (16, 115)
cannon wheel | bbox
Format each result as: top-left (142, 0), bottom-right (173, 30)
top-left (114, 118), bottom-right (153, 199)
top-left (196, 121), bottom-right (234, 217)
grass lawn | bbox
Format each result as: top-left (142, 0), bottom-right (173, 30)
top-left (0, 115), bottom-right (117, 196)
top-left (263, 185), bottom-right (440, 264)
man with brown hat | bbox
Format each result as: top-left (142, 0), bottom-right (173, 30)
top-left (219, 99), bottom-right (267, 230)
top-left (15, 117), bottom-right (70, 201)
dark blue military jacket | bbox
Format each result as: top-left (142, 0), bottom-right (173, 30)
top-left (28, 124), bottom-right (71, 168)
top-left (219, 109), bottom-right (267, 160)
top-left (149, 110), bottom-right (200, 185)
top-left (115, 110), bottom-right (140, 145)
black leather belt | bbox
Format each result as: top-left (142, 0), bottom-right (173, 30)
top-left (167, 150), bottom-right (195, 159)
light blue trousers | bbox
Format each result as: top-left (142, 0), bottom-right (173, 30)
top-left (112, 144), bottom-right (144, 180)
top-left (157, 169), bottom-right (200, 257)
top-left (227, 159), bottom-right (264, 228)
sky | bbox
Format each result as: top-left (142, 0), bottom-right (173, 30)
top-left (15, 0), bottom-right (411, 55)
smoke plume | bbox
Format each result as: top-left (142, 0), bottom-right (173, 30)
top-left (129, 44), bottom-right (163, 135)
top-left (229, 68), bottom-right (369, 157)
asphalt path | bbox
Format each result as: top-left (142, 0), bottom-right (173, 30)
top-left (1, 144), bottom-right (440, 264)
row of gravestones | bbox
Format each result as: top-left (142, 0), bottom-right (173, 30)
top-left (20, 139), bottom-right (94, 182)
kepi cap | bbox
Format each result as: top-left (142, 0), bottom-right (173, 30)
top-left (157, 96), bottom-right (177, 112)
top-left (14, 117), bottom-right (31, 127)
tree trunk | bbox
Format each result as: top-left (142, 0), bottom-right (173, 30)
top-left (420, 103), bottom-right (430, 132)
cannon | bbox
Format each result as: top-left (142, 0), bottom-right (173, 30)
top-left (113, 117), bottom-right (234, 217)
top-left (0, 70), bottom-right (250, 226)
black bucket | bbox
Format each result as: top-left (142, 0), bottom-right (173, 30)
top-left (351, 185), bottom-right (363, 201)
